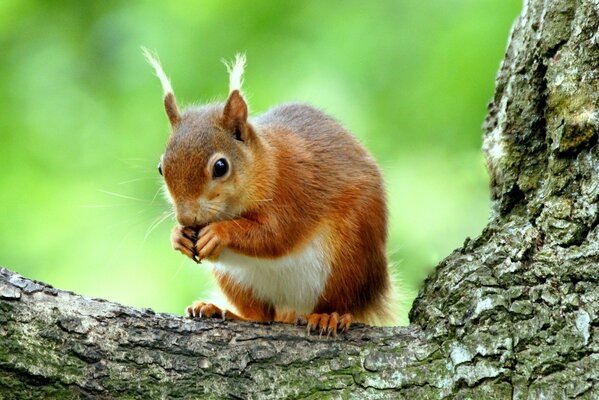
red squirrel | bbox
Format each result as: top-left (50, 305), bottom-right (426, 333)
top-left (144, 49), bottom-right (393, 335)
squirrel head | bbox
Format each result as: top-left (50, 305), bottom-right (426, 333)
top-left (144, 50), bottom-right (261, 227)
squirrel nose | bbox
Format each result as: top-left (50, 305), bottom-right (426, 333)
top-left (175, 204), bottom-right (197, 227)
top-left (177, 215), bottom-right (196, 227)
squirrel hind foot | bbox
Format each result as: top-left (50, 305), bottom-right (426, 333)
top-left (186, 301), bottom-right (247, 321)
top-left (301, 312), bottom-right (352, 337)
top-left (186, 301), bottom-right (226, 320)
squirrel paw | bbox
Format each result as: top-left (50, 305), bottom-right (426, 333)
top-left (195, 224), bottom-right (228, 261)
top-left (171, 225), bottom-right (199, 263)
top-left (186, 301), bottom-right (226, 320)
top-left (301, 312), bottom-right (352, 337)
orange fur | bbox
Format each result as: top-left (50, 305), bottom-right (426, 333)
top-left (154, 59), bottom-right (393, 330)
top-left (213, 272), bottom-right (275, 321)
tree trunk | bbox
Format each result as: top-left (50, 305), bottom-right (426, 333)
top-left (1, 0), bottom-right (598, 398)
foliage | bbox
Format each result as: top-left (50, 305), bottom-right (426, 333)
top-left (0, 1), bottom-right (520, 324)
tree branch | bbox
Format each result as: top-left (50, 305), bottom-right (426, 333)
top-left (1, 268), bottom-right (441, 399)
top-left (2, 0), bottom-right (598, 398)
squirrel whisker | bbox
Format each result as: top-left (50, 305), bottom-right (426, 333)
top-left (117, 176), bottom-right (161, 185)
top-left (204, 205), bottom-right (243, 229)
top-left (143, 210), bottom-right (175, 242)
top-left (97, 189), bottom-right (156, 204)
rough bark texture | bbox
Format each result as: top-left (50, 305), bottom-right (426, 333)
top-left (0, 268), bottom-right (434, 399)
top-left (1, 0), bottom-right (598, 398)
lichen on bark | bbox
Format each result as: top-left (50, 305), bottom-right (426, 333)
top-left (1, 0), bottom-right (598, 398)
top-left (411, 0), bottom-right (599, 398)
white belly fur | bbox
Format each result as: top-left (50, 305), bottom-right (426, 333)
top-left (212, 230), bottom-right (331, 314)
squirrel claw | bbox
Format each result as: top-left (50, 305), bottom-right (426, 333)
top-left (195, 224), bottom-right (227, 261)
top-left (171, 225), bottom-right (199, 262)
top-left (304, 312), bottom-right (351, 337)
top-left (186, 301), bottom-right (224, 320)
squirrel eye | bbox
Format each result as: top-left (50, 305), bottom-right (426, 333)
top-left (158, 162), bottom-right (163, 176)
top-left (213, 158), bottom-right (229, 178)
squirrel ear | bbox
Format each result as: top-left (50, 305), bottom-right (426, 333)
top-left (142, 47), bottom-right (181, 127)
top-left (223, 90), bottom-right (248, 125)
top-left (222, 90), bottom-right (250, 139)
top-left (164, 92), bottom-right (181, 126)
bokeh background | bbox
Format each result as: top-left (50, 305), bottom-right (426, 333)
top-left (0, 1), bottom-right (521, 325)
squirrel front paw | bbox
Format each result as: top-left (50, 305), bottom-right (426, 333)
top-left (171, 225), bottom-right (199, 262)
top-left (195, 224), bottom-right (229, 261)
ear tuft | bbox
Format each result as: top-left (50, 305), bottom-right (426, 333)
top-left (223, 53), bottom-right (246, 94)
top-left (142, 47), bottom-right (174, 95)
top-left (142, 47), bottom-right (181, 126)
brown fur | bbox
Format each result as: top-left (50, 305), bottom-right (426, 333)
top-left (161, 84), bottom-right (392, 327)
top-left (164, 93), bottom-right (181, 126)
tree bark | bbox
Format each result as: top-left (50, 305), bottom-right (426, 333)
top-left (1, 0), bottom-right (598, 398)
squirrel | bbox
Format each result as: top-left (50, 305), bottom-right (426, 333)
top-left (144, 49), bottom-right (393, 335)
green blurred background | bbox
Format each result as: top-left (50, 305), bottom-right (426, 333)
top-left (0, 1), bottom-right (521, 325)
